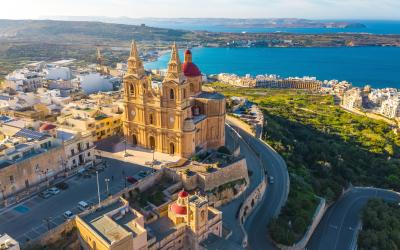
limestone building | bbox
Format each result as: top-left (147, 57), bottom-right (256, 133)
top-left (76, 191), bottom-right (222, 250)
top-left (123, 42), bottom-right (226, 158)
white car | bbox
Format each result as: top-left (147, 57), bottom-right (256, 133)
top-left (78, 201), bottom-right (90, 211)
top-left (48, 187), bottom-right (60, 195)
top-left (63, 210), bottom-right (75, 220)
top-left (269, 176), bottom-right (275, 184)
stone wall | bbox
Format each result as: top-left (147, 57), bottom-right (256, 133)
top-left (177, 158), bottom-right (249, 206)
top-left (238, 178), bottom-right (267, 248)
top-left (276, 197), bottom-right (327, 250)
top-left (24, 218), bottom-right (76, 248)
top-left (199, 158), bottom-right (249, 192)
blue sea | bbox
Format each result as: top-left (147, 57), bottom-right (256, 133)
top-left (145, 47), bottom-right (400, 88)
top-left (149, 20), bottom-right (400, 34)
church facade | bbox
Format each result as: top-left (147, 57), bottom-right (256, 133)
top-left (123, 41), bottom-right (226, 158)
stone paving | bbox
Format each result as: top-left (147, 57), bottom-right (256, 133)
top-left (96, 137), bottom-right (181, 169)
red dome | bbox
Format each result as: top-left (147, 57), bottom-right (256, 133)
top-left (40, 123), bottom-right (57, 131)
top-left (185, 49), bottom-right (192, 55)
top-left (179, 190), bottom-right (189, 198)
top-left (171, 203), bottom-right (187, 215)
top-left (182, 62), bottom-right (201, 77)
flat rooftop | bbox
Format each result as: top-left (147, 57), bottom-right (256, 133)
top-left (146, 216), bottom-right (179, 242)
top-left (82, 199), bottom-right (140, 244)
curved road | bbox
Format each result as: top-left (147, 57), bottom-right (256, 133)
top-left (221, 125), bottom-right (264, 245)
top-left (228, 122), bottom-right (290, 250)
top-left (307, 187), bottom-right (400, 250)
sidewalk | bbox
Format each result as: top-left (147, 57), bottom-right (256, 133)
top-left (96, 141), bottom-right (181, 169)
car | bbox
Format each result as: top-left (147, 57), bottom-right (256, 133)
top-left (47, 187), bottom-right (60, 195)
top-left (39, 191), bottom-right (52, 199)
top-left (126, 176), bottom-right (137, 184)
top-left (269, 176), bottom-right (274, 184)
top-left (63, 210), bottom-right (75, 220)
top-left (78, 201), bottom-right (90, 211)
top-left (55, 182), bottom-right (69, 190)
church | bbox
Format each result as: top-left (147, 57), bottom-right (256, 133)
top-left (123, 41), bottom-right (226, 158)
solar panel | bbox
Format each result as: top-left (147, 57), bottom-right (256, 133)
top-left (15, 128), bottom-right (48, 140)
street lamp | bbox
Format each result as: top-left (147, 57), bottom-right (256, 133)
top-left (0, 184), bottom-right (6, 207)
top-left (96, 171), bottom-right (101, 207)
top-left (105, 178), bottom-right (110, 196)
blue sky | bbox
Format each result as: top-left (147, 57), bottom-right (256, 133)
top-left (1, 0), bottom-right (399, 20)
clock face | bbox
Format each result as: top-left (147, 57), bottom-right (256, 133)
top-left (131, 110), bottom-right (136, 118)
top-left (170, 115), bottom-right (175, 124)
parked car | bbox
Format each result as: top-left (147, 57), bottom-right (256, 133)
top-left (78, 201), bottom-right (90, 211)
top-left (126, 176), bottom-right (137, 184)
top-left (55, 182), bottom-right (69, 190)
top-left (47, 187), bottom-right (60, 195)
top-left (269, 176), bottom-right (274, 184)
top-left (63, 210), bottom-right (75, 220)
top-left (39, 191), bottom-right (52, 199)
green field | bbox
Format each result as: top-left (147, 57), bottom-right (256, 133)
top-left (209, 83), bottom-right (400, 244)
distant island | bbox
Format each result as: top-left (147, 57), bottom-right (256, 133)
top-left (44, 16), bottom-right (367, 30)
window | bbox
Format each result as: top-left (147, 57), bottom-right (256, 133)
top-left (149, 114), bottom-right (154, 125)
top-left (170, 89), bottom-right (175, 99)
top-left (88, 152), bottom-right (91, 157)
top-left (86, 142), bottom-right (90, 149)
top-left (183, 89), bottom-right (186, 98)
top-left (72, 159), bottom-right (76, 165)
top-left (35, 164), bottom-right (40, 173)
top-left (129, 83), bottom-right (135, 95)
top-left (71, 149), bottom-right (75, 155)
top-left (9, 175), bottom-right (14, 184)
top-left (106, 122), bottom-right (109, 125)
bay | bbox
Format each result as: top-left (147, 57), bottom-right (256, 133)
top-left (145, 47), bottom-right (400, 89)
top-left (148, 20), bottom-right (400, 35)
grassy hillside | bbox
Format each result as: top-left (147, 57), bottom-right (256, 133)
top-left (208, 82), bottom-right (400, 245)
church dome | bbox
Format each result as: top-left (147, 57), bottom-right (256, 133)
top-left (183, 49), bottom-right (201, 77)
top-left (183, 62), bottom-right (201, 77)
top-left (171, 203), bottom-right (187, 215)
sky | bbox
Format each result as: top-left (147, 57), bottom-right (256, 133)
top-left (0, 0), bottom-right (399, 20)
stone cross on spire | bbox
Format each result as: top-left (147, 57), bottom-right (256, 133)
top-left (165, 42), bottom-right (184, 83)
top-left (127, 40), bottom-right (144, 78)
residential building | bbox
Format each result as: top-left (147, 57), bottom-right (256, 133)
top-left (342, 88), bottom-right (363, 109)
top-left (380, 96), bottom-right (400, 118)
top-left (123, 42), bottom-right (226, 158)
top-left (57, 101), bottom-right (123, 141)
top-left (0, 129), bottom-right (65, 205)
top-left (4, 69), bottom-right (43, 92)
top-left (56, 128), bottom-right (95, 173)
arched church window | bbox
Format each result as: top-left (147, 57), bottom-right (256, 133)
top-left (129, 83), bottom-right (135, 95)
top-left (183, 89), bottom-right (186, 98)
top-left (149, 114), bottom-right (154, 125)
top-left (170, 89), bottom-right (175, 100)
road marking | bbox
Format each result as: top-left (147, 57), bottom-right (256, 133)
top-left (329, 224), bottom-right (338, 229)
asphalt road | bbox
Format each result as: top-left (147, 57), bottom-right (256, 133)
top-left (0, 158), bottom-right (150, 245)
top-left (220, 125), bottom-right (263, 245)
top-left (307, 187), bottom-right (400, 250)
top-left (228, 123), bottom-right (290, 250)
